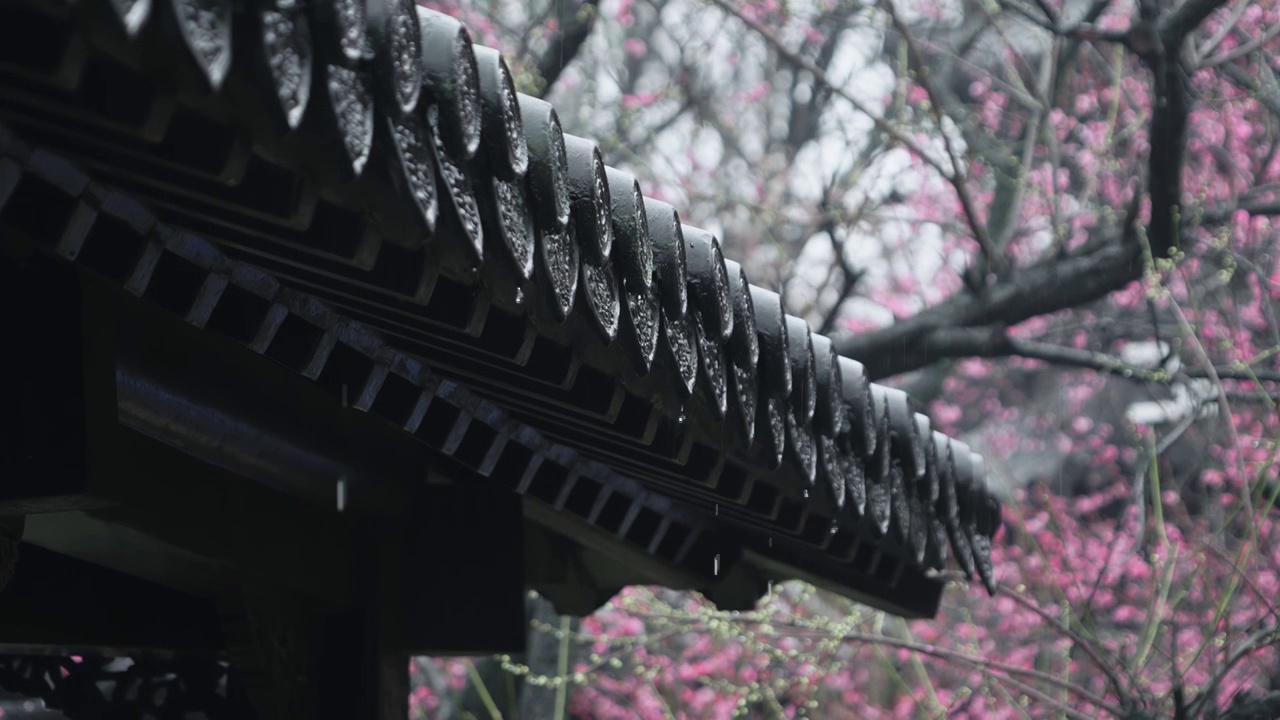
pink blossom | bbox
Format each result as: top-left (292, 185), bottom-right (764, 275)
top-left (624, 38), bottom-right (647, 58)
top-left (622, 92), bottom-right (659, 110)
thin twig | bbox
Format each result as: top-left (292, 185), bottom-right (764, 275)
top-left (629, 609), bottom-right (1124, 714)
top-left (704, 0), bottom-right (991, 259)
top-left (997, 585), bottom-right (1132, 704)
top-left (881, 0), bottom-right (997, 262)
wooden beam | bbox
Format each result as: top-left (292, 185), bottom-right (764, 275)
top-left (0, 543), bottom-right (224, 655)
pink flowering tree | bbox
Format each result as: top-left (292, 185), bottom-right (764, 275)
top-left (416, 0), bottom-right (1280, 717)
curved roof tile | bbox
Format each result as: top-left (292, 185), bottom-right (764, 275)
top-left (682, 226), bottom-right (733, 343)
top-left (749, 287), bottom-right (792, 401)
top-left (562, 135), bottom-right (612, 265)
top-left (604, 167), bottom-right (653, 290)
top-left (473, 45), bottom-right (528, 181)
top-left (417, 9), bottom-right (481, 161)
top-left (643, 198), bottom-right (689, 319)
top-left (517, 95), bottom-right (570, 232)
top-left (368, 0), bottom-right (424, 116)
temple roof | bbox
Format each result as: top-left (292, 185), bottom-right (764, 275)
top-left (0, 0), bottom-right (1000, 617)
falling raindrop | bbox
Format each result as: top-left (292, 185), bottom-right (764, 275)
top-left (515, 287), bottom-right (524, 305)
top-left (341, 383), bottom-right (349, 408)
top-left (715, 503), bottom-right (719, 516)
top-left (803, 488), bottom-right (809, 498)
top-left (713, 553), bottom-right (720, 576)
top-left (336, 477), bottom-right (347, 512)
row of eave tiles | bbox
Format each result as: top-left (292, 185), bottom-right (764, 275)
top-left (43, 0), bottom-right (1002, 591)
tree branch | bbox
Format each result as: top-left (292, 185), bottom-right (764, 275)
top-left (834, 237), bottom-right (1144, 377)
top-left (1159, 0), bottom-right (1233, 47)
top-left (881, 0), bottom-right (998, 266)
top-left (833, 0), bottom-right (1209, 379)
top-left (534, 0), bottom-right (601, 97)
top-left (854, 320), bottom-right (1280, 400)
top-left (705, 0), bottom-right (977, 204)
top-left (817, 203), bottom-right (866, 336)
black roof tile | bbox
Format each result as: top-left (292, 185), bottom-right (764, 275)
top-left (604, 166), bottom-right (653, 290)
top-left (315, 62), bottom-right (374, 180)
top-left (838, 356), bottom-right (876, 458)
top-left (417, 8), bottom-right (481, 162)
top-left (252, 6), bottom-right (314, 131)
top-left (749, 286), bottom-right (791, 400)
top-left (785, 404), bottom-right (818, 484)
top-left (563, 134), bottom-right (612, 265)
top-left (579, 260), bottom-right (621, 345)
top-left (475, 170), bottom-right (534, 283)
top-left (472, 45), bottom-right (528, 181)
top-left (840, 434), bottom-right (867, 516)
top-left (427, 103), bottom-right (484, 270)
top-left (681, 225), bottom-right (733, 343)
top-left (618, 280), bottom-right (659, 375)
top-left (172, 0), bottom-right (233, 91)
top-left (692, 312), bottom-right (729, 421)
top-left (517, 94), bottom-right (570, 232)
top-left (811, 334), bottom-right (842, 438)
top-left (888, 457), bottom-right (912, 548)
top-left (756, 395), bottom-right (788, 472)
top-left (866, 401), bottom-right (893, 536)
top-left (643, 197), bottom-right (689, 319)
top-left (818, 435), bottom-right (845, 511)
top-left (967, 452), bottom-right (997, 593)
top-left (873, 385), bottom-right (926, 482)
top-left (723, 260), bottom-right (759, 369)
top-left (659, 306), bottom-right (698, 400)
top-left (784, 315), bottom-right (817, 424)
top-left (315, 0), bottom-right (368, 65)
top-left (533, 220), bottom-right (578, 322)
top-left (914, 414), bottom-right (938, 504)
top-left (367, 0), bottom-right (423, 117)
top-left (947, 438), bottom-right (978, 579)
top-left (386, 112), bottom-right (441, 238)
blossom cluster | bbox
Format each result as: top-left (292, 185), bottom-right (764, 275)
top-left (412, 0), bottom-right (1280, 715)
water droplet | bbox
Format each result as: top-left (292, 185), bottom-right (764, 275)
top-left (713, 553), bottom-right (720, 576)
top-left (803, 488), bottom-right (809, 498)
top-left (336, 477), bottom-right (347, 512)
top-left (515, 287), bottom-right (525, 305)
top-left (676, 411), bottom-right (687, 425)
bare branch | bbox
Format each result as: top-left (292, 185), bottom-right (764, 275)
top-left (631, 610), bottom-right (1123, 715)
top-left (704, 0), bottom-right (977, 206)
top-left (835, 0), bottom-right (1209, 378)
top-left (1195, 0), bottom-right (1251, 62)
top-left (834, 238), bottom-right (1144, 377)
top-left (1159, 0), bottom-right (1234, 47)
top-left (881, 0), bottom-right (997, 264)
top-left (534, 0), bottom-right (601, 97)
top-left (817, 200), bottom-right (867, 335)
